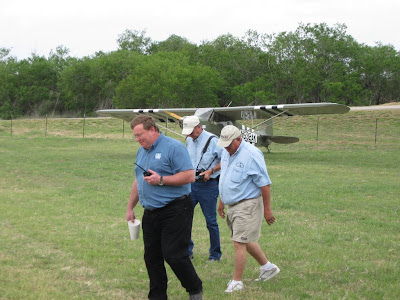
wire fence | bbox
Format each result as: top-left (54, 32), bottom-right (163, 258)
top-left (1, 111), bottom-right (399, 150)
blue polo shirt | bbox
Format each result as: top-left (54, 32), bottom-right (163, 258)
top-left (185, 130), bottom-right (222, 178)
top-left (135, 133), bottom-right (193, 210)
top-left (219, 140), bottom-right (271, 205)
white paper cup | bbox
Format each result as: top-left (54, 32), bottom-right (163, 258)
top-left (128, 219), bottom-right (141, 240)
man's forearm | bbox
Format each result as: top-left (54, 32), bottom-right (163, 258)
top-left (261, 185), bottom-right (271, 211)
top-left (128, 179), bottom-right (139, 210)
top-left (163, 169), bottom-right (195, 186)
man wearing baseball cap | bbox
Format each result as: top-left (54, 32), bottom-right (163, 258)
top-left (182, 115), bottom-right (223, 262)
top-left (217, 125), bottom-right (280, 293)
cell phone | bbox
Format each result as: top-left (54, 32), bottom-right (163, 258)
top-left (134, 162), bottom-right (151, 177)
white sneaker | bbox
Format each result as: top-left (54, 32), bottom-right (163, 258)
top-left (224, 280), bottom-right (244, 293)
top-left (255, 263), bottom-right (280, 282)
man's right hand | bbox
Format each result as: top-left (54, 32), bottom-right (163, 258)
top-left (126, 209), bottom-right (135, 222)
top-left (217, 200), bottom-right (225, 219)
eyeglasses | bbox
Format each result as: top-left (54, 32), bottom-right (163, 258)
top-left (134, 130), bottom-right (146, 139)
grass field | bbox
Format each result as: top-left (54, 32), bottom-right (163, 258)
top-left (0, 109), bottom-right (399, 299)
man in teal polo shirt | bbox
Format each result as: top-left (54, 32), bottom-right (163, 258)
top-left (217, 125), bottom-right (280, 293)
top-left (126, 115), bottom-right (203, 300)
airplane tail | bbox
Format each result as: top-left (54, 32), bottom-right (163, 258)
top-left (252, 122), bottom-right (299, 147)
top-left (259, 134), bottom-right (299, 145)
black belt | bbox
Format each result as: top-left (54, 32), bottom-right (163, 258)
top-left (174, 194), bottom-right (189, 201)
top-left (145, 194), bottom-right (189, 212)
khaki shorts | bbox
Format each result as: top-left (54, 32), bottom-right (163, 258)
top-left (226, 195), bottom-right (263, 243)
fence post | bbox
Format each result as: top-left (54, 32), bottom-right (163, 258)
top-left (45, 114), bottom-right (48, 138)
top-left (83, 114), bottom-right (86, 138)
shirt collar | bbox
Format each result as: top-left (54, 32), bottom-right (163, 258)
top-left (146, 132), bottom-right (164, 151)
top-left (193, 129), bottom-right (205, 143)
top-left (231, 139), bottom-right (244, 157)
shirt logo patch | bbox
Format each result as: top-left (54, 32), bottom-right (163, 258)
top-left (155, 153), bottom-right (162, 159)
top-left (236, 162), bottom-right (244, 168)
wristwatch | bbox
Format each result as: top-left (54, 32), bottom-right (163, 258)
top-left (158, 176), bottom-right (164, 186)
top-left (211, 168), bottom-right (216, 174)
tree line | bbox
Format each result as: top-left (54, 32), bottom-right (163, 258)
top-left (1, 23), bottom-right (399, 119)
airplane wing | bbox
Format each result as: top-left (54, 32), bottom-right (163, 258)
top-left (210, 102), bottom-right (350, 121)
top-left (96, 102), bottom-right (349, 123)
top-left (96, 108), bottom-right (198, 123)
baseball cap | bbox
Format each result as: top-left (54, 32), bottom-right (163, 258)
top-left (182, 115), bottom-right (200, 135)
top-left (217, 125), bottom-right (241, 147)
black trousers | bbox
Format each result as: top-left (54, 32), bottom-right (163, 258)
top-left (143, 195), bottom-right (203, 300)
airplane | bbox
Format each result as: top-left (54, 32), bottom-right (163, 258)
top-left (96, 102), bottom-right (350, 151)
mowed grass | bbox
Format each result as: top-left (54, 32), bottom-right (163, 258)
top-left (0, 109), bottom-right (399, 299)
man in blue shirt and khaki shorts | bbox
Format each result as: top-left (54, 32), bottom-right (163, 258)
top-left (217, 125), bottom-right (280, 293)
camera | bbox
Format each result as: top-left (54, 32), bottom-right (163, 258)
top-left (195, 169), bottom-right (205, 182)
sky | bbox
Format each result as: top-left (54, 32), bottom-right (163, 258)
top-left (1, 0), bottom-right (399, 59)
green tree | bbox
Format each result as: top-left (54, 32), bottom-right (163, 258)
top-left (2, 24), bottom-right (400, 119)
top-left (117, 29), bottom-right (153, 54)
top-left (0, 60), bottom-right (19, 119)
top-left (149, 34), bottom-right (194, 53)
top-left (0, 47), bottom-right (12, 61)
top-left (13, 55), bottom-right (59, 116)
top-left (298, 23), bottom-right (361, 105)
top-left (58, 50), bottom-right (141, 115)
top-left (0, 51), bottom-right (18, 119)
top-left (231, 76), bottom-right (277, 106)
top-left (358, 43), bottom-right (400, 105)
top-left (113, 52), bottom-right (224, 109)
top-left (264, 23), bottom-right (362, 105)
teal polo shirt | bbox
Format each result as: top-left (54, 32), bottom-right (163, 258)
top-left (135, 133), bottom-right (193, 210)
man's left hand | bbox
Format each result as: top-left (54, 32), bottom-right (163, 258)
top-left (217, 200), bottom-right (226, 219)
top-left (264, 210), bottom-right (275, 225)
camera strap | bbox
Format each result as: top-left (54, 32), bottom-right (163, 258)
top-left (195, 135), bottom-right (216, 171)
